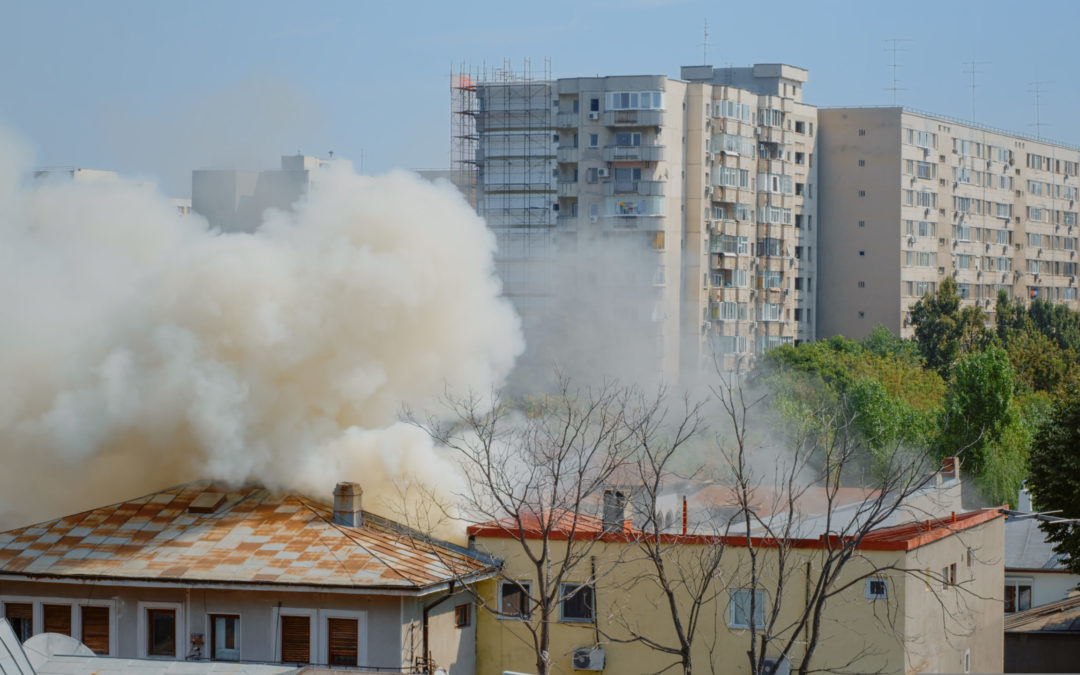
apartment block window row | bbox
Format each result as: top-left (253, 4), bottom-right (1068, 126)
top-left (714, 334), bottom-right (749, 354)
top-left (953, 139), bottom-right (986, 157)
top-left (903, 189), bottom-right (937, 208)
top-left (716, 133), bottom-right (755, 156)
top-left (905, 160), bottom-right (937, 179)
top-left (1029, 286), bottom-right (1080, 301)
top-left (711, 234), bottom-right (750, 254)
top-left (756, 334), bottom-right (792, 353)
top-left (904, 128), bottom-right (938, 149)
top-left (905, 251), bottom-right (937, 267)
top-left (758, 173), bottom-right (794, 195)
top-left (757, 237), bottom-right (784, 257)
top-left (904, 280), bottom-right (938, 297)
top-left (758, 270), bottom-right (783, 289)
top-left (759, 109), bottom-right (783, 128)
top-left (759, 303), bottom-right (782, 321)
top-left (713, 100), bottom-right (753, 122)
top-left (711, 301), bottom-right (748, 321)
top-left (605, 91), bottom-right (664, 111)
top-left (905, 220), bottom-right (937, 237)
top-left (712, 269), bottom-right (748, 288)
top-left (758, 205), bottom-right (792, 225)
top-left (714, 166), bottom-right (750, 189)
top-left (1027, 260), bottom-right (1079, 277)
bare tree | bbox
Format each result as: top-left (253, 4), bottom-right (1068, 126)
top-left (410, 376), bottom-right (643, 675)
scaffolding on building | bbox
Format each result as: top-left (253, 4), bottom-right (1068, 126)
top-left (451, 59), bottom-right (556, 304)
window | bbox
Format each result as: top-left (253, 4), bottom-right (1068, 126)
top-left (729, 589), bottom-right (765, 629)
top-left (858, 128), bottom-right (866, 136)
top-left (941, 563), bottom-right (957, 589)
top-left (5, 603), bottom-right (32, 641)
top-left (858, 190), bottom-right (866, 197)
top-left (147, 608), bottom-right (177, 657)
top-left (795, 121), bottom-right (806, 133)
top-left (586, 167), bottom-right (598, 184)
top-left (280, 615), bottom-right (311, 664)
top-left (500, 581), bottom-right (532, 619)
top-left (327, 618), bottom-right (358, 666)
top-left (964, 648), bottom-right (971, 674)
top-left (81, 606), bottom-right (110, 655)
top-left (966, 547), bottom-right (975, 567)
top-left (211, 615), bottom-right (240, 661)
top-left (858, 159), bottom-right (865, 167)
top-left (588, 133), bottom-right (598, 148)
top-left (43, 604), bottom-right (72, 636)
top-left (589, 98), bottom-right (599, 112)
top-left (858, 281), bottom-right (866, 288)
top-left (865, 578), bottom-right (888, 599)
top-left (1004, 578), bottom-right (1033, 613)
top-left (606, 91), bottom-right (663, 110)
top-left (759, 303), bottom-right (782, 322)
top-left (454, 604), bottom-right (471, 628)
top-left (614, 132), bottom-right (641, 147)
top-left (560, 583), bottom-right (595, 622)
top-left (759, 270), bottom-right (782, 289)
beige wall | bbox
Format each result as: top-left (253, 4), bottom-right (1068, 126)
top-left (471, 516), bottom-right (1003, 675)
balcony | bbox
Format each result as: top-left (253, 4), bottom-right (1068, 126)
top-left (556, 147), bottom-right (579, 163)
top-left (557, 182), bottom-right (578, 197)
top-left (602, 180), bottom-right (666, 197)
top-left (603, 145), bottom-right (665, 162)
top-left (603, 110), bottom-right (664, 127)
top-left (757, 127), bottom-right (791, 144)
top-left (556, 112), bottom-right (579, 128)
top-left (607, 215), bottom-right (664, 230)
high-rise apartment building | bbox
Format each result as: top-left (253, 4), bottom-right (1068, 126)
top-left (818, 108), bottom-right (1080, 340)
top-left (456, 63), bottom-right (819, 381)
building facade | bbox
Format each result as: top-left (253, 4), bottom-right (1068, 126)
top-left (457, 63), bottom-right (819, 381)
top-left (0, 481), bottom-right (490, 673)
top-left (818, 108), bottom-right (1080, 340)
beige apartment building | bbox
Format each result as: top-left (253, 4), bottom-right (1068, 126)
top-left (818, 108), bottom-right (1080, 340)
top-left (458, 64), bottom-right (819, 382)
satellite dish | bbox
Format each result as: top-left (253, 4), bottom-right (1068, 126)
top-left (22, 633), bottom-right (94, 669)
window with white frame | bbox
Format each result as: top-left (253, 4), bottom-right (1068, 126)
top-left (605, 91), bottom-right (663, 110)
top-left (1028, 206), bottom-right (1046, 222)
top-left (613, 132), bottom-right (641, 147)
top-left (138, 601), bottom-right (183, 659)
top-left (559, 583), bottom-right (595, 622)
top-left (865, 577), bottom-right (888, 599)
top-left (729, 589), bottom-right (766, 628)
top-left (758, 303), bottom-right (782, 321)
top-left (1004, 578), bottom-right (1032, 613)
top-left (759, 270), bottom-right (783, 289)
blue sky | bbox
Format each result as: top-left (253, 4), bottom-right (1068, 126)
top-left (3, 0), bottom-right (1078, 196)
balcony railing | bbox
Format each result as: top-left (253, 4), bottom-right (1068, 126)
top-left (556, 112), bottom-right (579, 128)
top-left (603, 145), bottom-right (665, 162)
top-left (603, 110), bottom-right (664, 127)
top-left (556, 147), bottom-right (579, 163)
top-left (557, 182), bottom-right (577, 197)
top-left (602, 180), bottom-right (666, 196)
top-left (607, 214), bottom-right (664, 230)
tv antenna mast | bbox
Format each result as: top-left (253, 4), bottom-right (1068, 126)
top-left (702, 18), bottom-right (709, 65)
top-left (884, 38), bottom-right (912, 105)
top-left (962, 57), bottom-right (990, 122)
top-left (1028, 80), bottom-right (1051, 140)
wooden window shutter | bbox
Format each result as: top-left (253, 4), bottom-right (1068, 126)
top-left (81, 606), bottom-right (110, 655)
top-left (43, 604), bottom-right (72, 636)
top-left (327, 618), bottom-right (358, 666)
top-left (280, 615), bottom-right (310, 664)
top-left (4, 603), bottom-right (32, 622)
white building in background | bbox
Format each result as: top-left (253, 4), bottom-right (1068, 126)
top-left (1004, 487), bottom-right (1080, 613)
top-left (192, 154), bottom-right (341, 233)
top-left (33, 168), bottom-right (118, 182)
top-left (454, 63), bottom-right (818, 383)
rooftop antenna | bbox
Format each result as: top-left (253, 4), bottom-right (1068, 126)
top-left (1028, 80), bottom-right (1051, 140)
top-left (962, 57), bottom-right (990, 123)
top-left (702, 18), bottom-right (709, 65)
top-left (883, 38), bottom-right (912, 105)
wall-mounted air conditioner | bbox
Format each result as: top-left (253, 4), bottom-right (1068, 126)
top-left (572, 647), bottom-right (605, 671)
top-left (587, 111), bottom-right (600, 121)
top-left (597, 168), bottom-right (610, 179)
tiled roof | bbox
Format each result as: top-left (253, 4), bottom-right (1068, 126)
top-left (0, 481), bottom-right (492, 592)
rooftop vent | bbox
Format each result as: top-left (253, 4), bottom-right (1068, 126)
top-left (602, 489), bottom-right (628, 533)
top-left (333, 482), bottom-right (363, 527)
top-left (188, 492), bottom-right (226, 514)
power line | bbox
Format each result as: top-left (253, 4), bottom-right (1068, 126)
top-left (883, 38), bottom-right (913, 105)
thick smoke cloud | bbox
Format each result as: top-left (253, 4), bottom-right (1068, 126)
top-left (0, 126), bottom-right (522, 528)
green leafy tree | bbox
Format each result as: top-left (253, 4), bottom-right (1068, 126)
top-left (1028, 389), bottom-right (1080, 575)
top-left (910, 277), bottom-right (994, 377)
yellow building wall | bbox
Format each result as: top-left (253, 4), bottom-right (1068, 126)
top-left (472, 517), bottom-right (1003, 675)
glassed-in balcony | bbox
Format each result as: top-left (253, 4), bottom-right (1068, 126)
top-left (603, 145), bottom-right (665, 162)
top-left (602, 180), bottom-right (665, 196)
top-left (603, 110), bottom-right (664, 127)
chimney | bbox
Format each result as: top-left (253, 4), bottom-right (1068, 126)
top-left (602, 489), bottom-right (628, 533)
top-left (1018, 481), bottom-right (1033, 512)
top-left (333, 482), bottom-right (363, 527)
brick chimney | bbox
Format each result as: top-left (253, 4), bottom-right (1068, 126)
top-left (333, 482), bottom-right (363, 527)
top-left (941, 456), bottom-right (959, 481)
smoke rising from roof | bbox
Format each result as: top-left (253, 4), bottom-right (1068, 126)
top-left (0, 124), bottom-right (522, 528)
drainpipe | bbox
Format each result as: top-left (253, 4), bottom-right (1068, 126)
top-left (422, 580), bottom-right (456, 673)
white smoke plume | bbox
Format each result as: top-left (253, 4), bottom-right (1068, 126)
top-left (0, 125), bottom-right (523, 529)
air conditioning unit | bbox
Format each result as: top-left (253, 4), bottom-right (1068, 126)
top-left (589, 215), bottom-right (599, 224)
top-left (572, 647), bottom-right (605, 671)
top-left (597, 168), bottom-right (610, 178)
top-left (587, 111), bottom-right (600, 120)
top-left (908, 235), bottom-right (916, 245)
top-left (763, 657), bottom-right (791, 675)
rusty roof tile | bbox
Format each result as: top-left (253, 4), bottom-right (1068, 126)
top-left (0, 481), bottom-right (492, 592)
